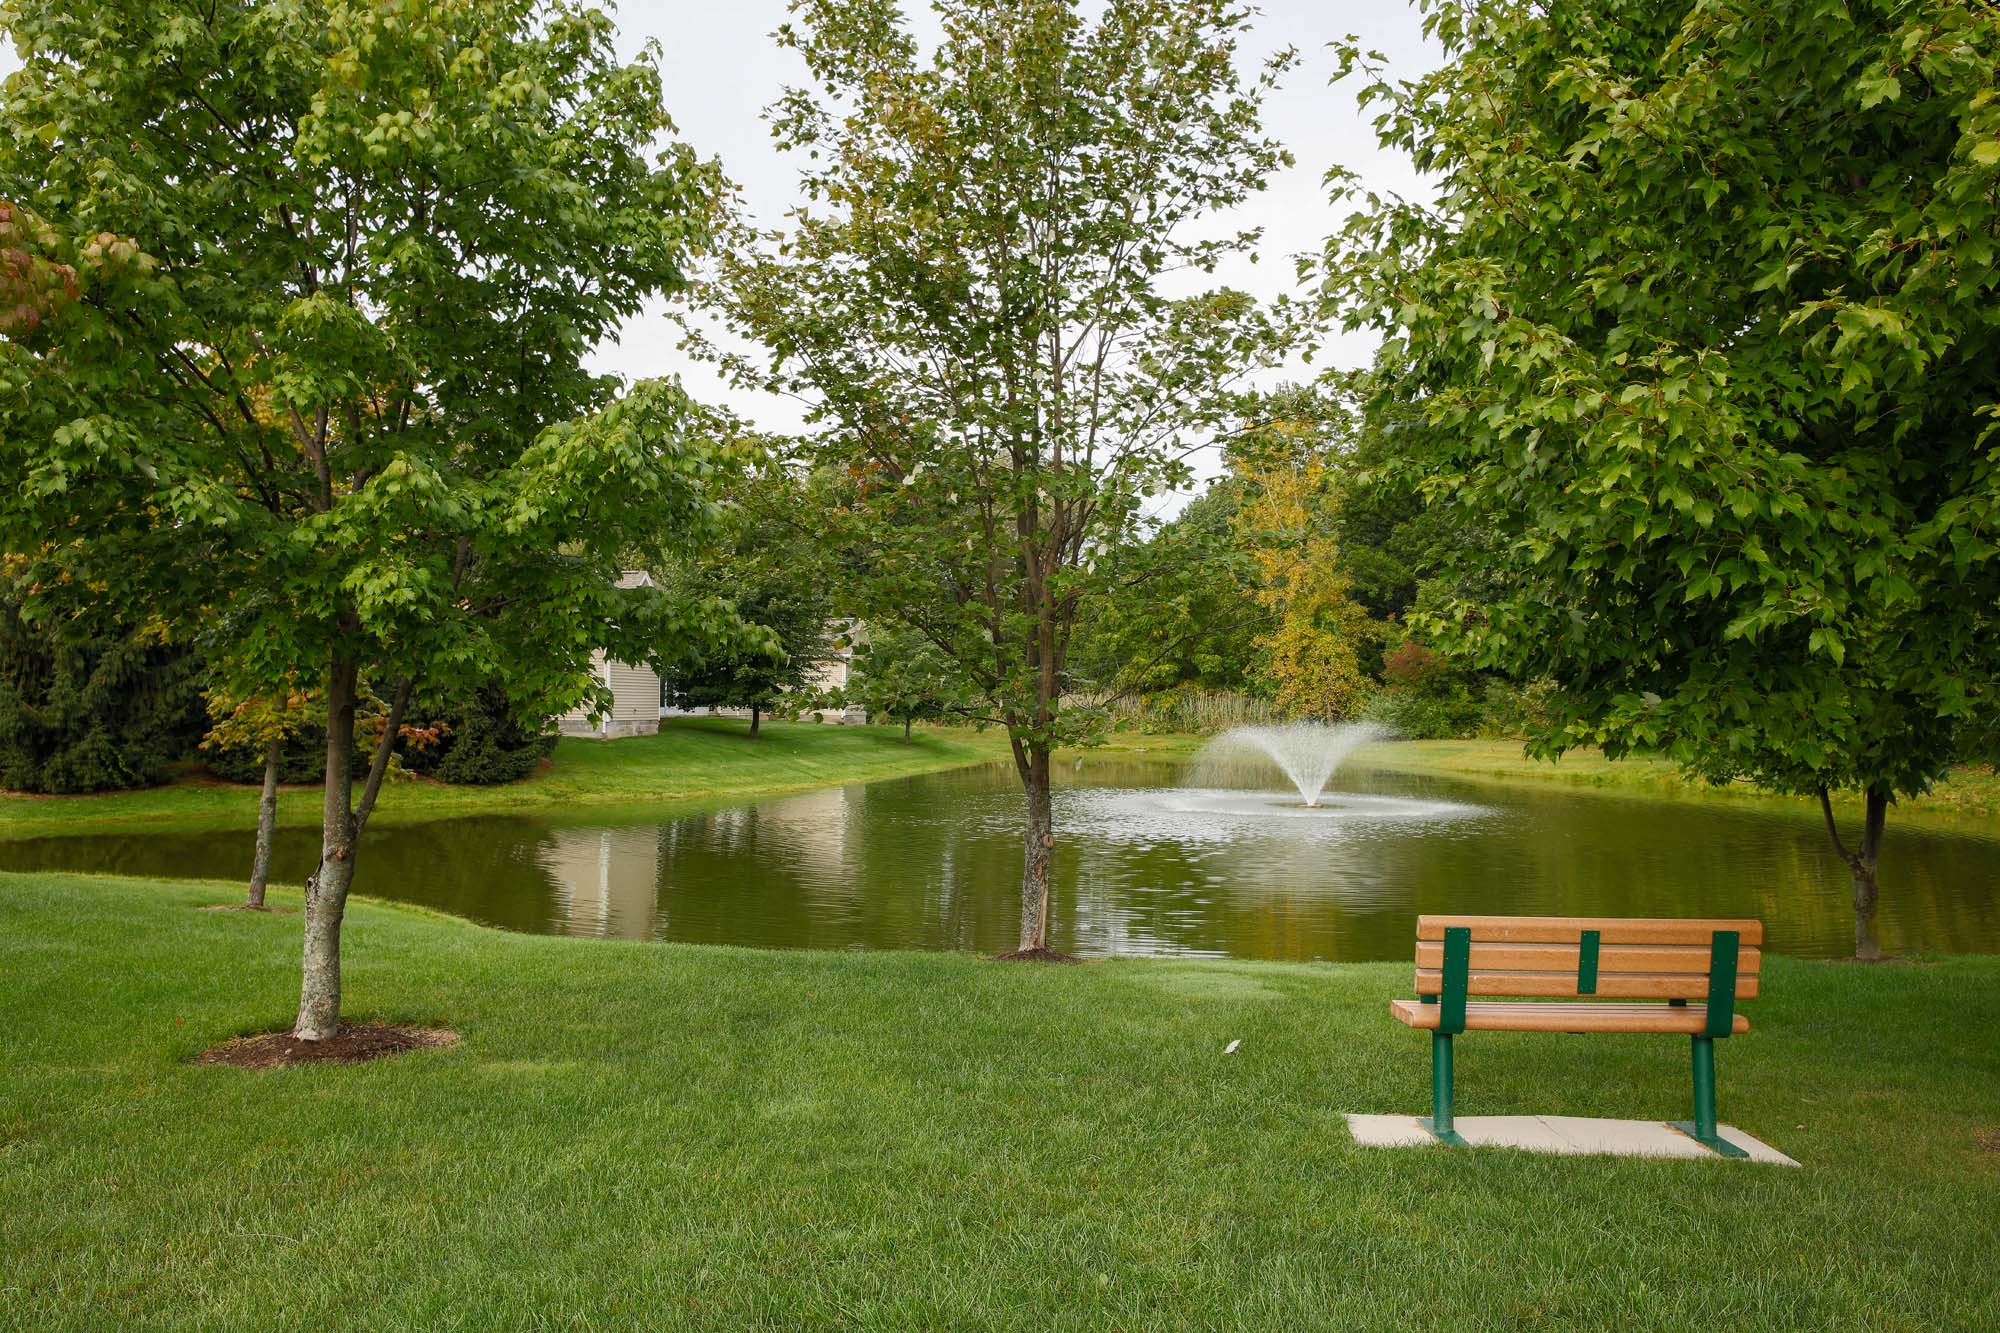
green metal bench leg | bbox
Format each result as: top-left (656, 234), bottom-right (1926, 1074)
top-left (1673, 1036), bottom-right (1748, 1159)
top-left (1418, 926), bottom-right (1470, 1146)
top-left (1419, 1032), bottom-right (1467, 1146)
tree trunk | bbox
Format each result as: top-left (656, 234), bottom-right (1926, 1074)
top-left (296, 659), bottom-right (359, 1041)
top-left (1018, 746), bottom-right (1054, 952)
top-left (903, 716), bottom-right (912, 743)
top-left (1850, 857), bottom-right (1882, 961)
top-left (1852, 788), bottom-right (1888, 960)
top-left (1819, 785), bottom-right (1890, 961)
top-left (245, 739), bottom-right (279, 909)
top-left (749, 704), bottom-right (761, 738)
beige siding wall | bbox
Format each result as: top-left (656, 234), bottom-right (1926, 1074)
top-left (556, 651), bottom-right (609, 733)
top-left (805, 654), bottom-right (849, 694)
top-left (606, 659), bottom-right (660, 722)
top-left (558, 650), bottom-right (661, 738)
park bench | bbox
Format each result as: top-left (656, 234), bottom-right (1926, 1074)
top-left (1390, 914), bottom-right (1763, 1158)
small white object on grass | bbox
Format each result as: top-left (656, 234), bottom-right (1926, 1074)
top-left (1223, 1039), bottom-right (1241, 1055)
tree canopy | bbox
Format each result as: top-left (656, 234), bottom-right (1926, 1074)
top-left (1229, 393), bottom-right (1372, 722)
top-left (1068, 486), bottom-right (1267, 703)
top-left (0, 0), bottom-right (735, 1032)
top-left (661, 460), bottom-right (836, 736)
top-left (1323, 0), bottom-right (2000, 955)
top-left (849, 622), bottom-right (973, 740)
top-left (698, 0), bottom-right (1303, 952)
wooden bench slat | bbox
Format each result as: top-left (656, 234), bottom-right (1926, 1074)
top-left (1415, 915), bottom-right (1764, 947)
top-left (1413, 941), bottom-right (1762, 975)
top-left (1414, 968), bottom-right (1759, 1000)
top-left (1390, 998), bottom-right (1751, 1035)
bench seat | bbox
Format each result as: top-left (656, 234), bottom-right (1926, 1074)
top-left (1390, 998), bottom-right (1749, 1035)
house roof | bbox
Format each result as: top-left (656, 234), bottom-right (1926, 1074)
top-left (614, 569), bottom-right (653, 590)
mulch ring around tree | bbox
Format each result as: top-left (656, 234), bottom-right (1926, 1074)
top-left (197, 904), bottom-right (295, 914)
top-left (198, 1025), bottom-right (458, 1070)
top-left (991, 947), bottom-right (1082, 964)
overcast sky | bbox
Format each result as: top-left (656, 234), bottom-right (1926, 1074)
top-left (3, 1), bottom-right (1441, 450)
top-left (607, 0), bottom-right (1443, 438)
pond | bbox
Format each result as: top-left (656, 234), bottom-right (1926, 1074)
top-left (3, 759), bottom-right (1996, 960)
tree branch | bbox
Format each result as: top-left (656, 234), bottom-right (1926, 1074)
top-left (1817, 786), bottom-right (1856, 867)
top-left (353, 675), bottom-right (413, 836)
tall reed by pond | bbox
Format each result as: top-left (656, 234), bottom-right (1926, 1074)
top-left (1078, 690), bottom-right (1284, 736)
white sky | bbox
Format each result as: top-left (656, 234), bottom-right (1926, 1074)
top-left (601, 0), bottom-right (1442, 442)
top-left (4, 2), bottom-right (1442, 462)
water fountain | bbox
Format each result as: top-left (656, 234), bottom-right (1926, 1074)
top-left (1187, 721), bottom-right (1391, 807)
top-left (1055, 719), bottom-right (1479, 849)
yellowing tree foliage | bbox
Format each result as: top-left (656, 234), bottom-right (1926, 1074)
top-left (1234, 413), bottom-right (1371, 722)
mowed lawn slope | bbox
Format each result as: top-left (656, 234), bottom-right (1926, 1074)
top-left (1346, 740), bottom-right (2000, 825)
top-left (3, 875), bottom-right (1996, 1329)
top-left (0, 718), bottom-right (1011, 840)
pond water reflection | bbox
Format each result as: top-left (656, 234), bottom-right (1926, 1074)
top-left (3, 759), bottom-right (1996, 960)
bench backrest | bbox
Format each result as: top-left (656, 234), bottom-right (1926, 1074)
top-left (1414, 916), bottom-right (1763, 1036)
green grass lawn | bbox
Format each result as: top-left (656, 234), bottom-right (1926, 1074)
top-left (3, 873), bottom-right (1995, 1328)
top-left (1344, 739), bottom-right (2000, 829)
top-left (1083, 728), bottom-right (2000, 834)
top-left (1351, 735), bottom-right (2000, 808)
top-left (0, 718), bottom-right (1013, 840)
top-left (11, 716), bottom-right (1992, 848)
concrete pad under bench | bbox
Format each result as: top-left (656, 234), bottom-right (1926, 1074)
top-left (1344, 1113), bottom-right (1798, 1165)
